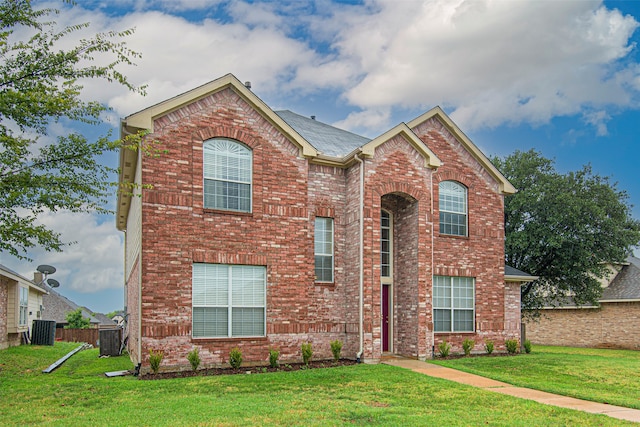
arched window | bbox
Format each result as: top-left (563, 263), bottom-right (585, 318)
top-left (439, 180), bottom-right (467, 236)
top-left (203, 138), bottom-right (252, 212)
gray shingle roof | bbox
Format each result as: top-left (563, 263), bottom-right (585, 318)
top-left (601, 256), bottom-right (640, 301)
top-left (41, 284), bottom-right (114, 326)
top-left (505, 265), bottom-right (534, 277)
top-left (275, 110), bottom-right (370, 157)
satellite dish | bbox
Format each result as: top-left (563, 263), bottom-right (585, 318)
top-left (47, 278), bottom-right (60, 288)
top-left (37, 265), bottom-right (56, 275)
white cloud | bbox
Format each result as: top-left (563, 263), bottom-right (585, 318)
top-left (324, 0), bottom-right (640, 132)
top-left (1, 211), bottom-right (123, 294)
top-left (44, 0), bottom-right (640, 135)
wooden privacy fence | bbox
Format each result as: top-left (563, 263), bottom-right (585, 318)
top-left (55, 328), bottom-right (100, 346)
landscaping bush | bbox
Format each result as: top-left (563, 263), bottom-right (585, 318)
top-left (330, 340), bottom-right (343, 361)
top-left (505, 339), bottom-right (519, 354)
top-left (269, 348), bottom-right (280, 368)
top-left (301, 342), bottom-right (313, 366)
top-left (484, 340), bottom-right (494, 355)
top-left (437, 340), bottom-right (451, 358)
top-left (149, 349), bottom-right (164, 374)
top-left (524, 339), bottom-right (532, 354)
top-left (229, 347), bottom-right (243, 369)
top-left (462, 339), bottom-right (475, 356)
top-left (187, 348), bottom-right (200, 371)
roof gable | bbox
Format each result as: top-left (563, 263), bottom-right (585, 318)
top-left (408, 107), bottom-right (516, 195)
top-left (121, 74), bottom-right (317, 158)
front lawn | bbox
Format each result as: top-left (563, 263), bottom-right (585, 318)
top-left (0, 343), bottom-right (634, 426)
top-left (431, 345), bottom-right (640, 410)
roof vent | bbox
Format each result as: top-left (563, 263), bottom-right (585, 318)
top-left (310, 115), bottom-right (316, 120)
top-left (244, 81), bottom-right (251, 89)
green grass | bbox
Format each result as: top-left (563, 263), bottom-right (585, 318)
top-left (0, 343), bottom-right (635, 426)
top-left (431, 345), bottom-right (640, 410)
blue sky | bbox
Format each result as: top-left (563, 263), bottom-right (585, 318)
top-left (2, 0), bottom-right (640, 314)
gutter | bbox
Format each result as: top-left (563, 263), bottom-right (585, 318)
top-left (354, 151), bottom-right (365, 363)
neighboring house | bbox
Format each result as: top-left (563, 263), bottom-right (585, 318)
top-left (525, 256), bottom-right (640, 349)
top-left (40, 283), bottom-right (115, 329)
top-left (0, 264), bottom-right (47, 349)
top-left (117, 73), bottom-right (526, 372)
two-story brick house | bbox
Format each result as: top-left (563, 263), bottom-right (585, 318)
top-left (117, 73), bottom-right (523, 372)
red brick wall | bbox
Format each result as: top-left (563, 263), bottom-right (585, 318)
top-left (132, 88), bottom-right (510, 370)
top-left (412, 118), bottom-right (508, 355)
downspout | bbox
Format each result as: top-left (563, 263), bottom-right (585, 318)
top-left (354, 151), bottom-right (365, 362)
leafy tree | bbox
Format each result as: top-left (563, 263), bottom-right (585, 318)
top-left (65, 307), bottom-right (91, 329)
top-left (493, 150), bottom-right (640, 315)
top-left (0, 0), bottom-right (145, 260)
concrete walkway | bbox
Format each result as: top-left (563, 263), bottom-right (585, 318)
top-left (382, 358), bottom-right (640, 424)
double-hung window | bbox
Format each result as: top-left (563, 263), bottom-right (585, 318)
top-left (439, 181), bottom-right (467, 236)
top-left (19, 286), bottom-right (28, 326)
top-left (433, 276), bottom-right (475, 332)
top-left (192, 264), bottom-right (265, 338)
top-left (314, 217), bottom-right (334, 282)
top-left (203, 138), bottom-right (252, 212)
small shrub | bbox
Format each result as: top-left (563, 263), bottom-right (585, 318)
top-left (330, 340), bottom-right (343, 361)
top-left (187, 348), bottom-right (200, 371)
top-left (437, 340), bottom-right (451, 358)
top-left (505, 339), bottom-right (519, 354)
top-left (149, 349), bottom-right (164, 374)
top-left (462, 338), bottom-right (475, 356)
top-left (229, 347), bottom-right (243, 369)
top-left (484, 340), bottom-right (494, 355)
top-left (523, 339), bottom-right (532, 354)
top-left (268, 348), bottom-right (280, 368)
top-left (301, 342), bottom-right (313, 366)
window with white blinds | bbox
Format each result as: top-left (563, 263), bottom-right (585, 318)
top-left (19, 286), bottom-right (28, 326)
top-left (439, 181), bottom-right (467, 236)
top-left (203, 138), bottom-right (252, 212)
top-left (314, 217), bottom-right (334, 282)
top-left (192, 264), bottom-right (265, 338)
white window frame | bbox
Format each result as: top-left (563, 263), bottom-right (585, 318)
top-left (433, 276), bottom-right (475, 332)
top-left (380, 210), bottom-right (393, 282)
top-left (19, 286), bottom-right (28, 326)
top-left (192, 264), bottom-right (266, 338)
top-left (203, 138), bottom-right (252, 213)
top-left (314, 217), bottom-right (334, 282)
top-left (439, 180), bottom-right (468, 236)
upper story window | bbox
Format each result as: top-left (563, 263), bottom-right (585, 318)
top-left (439, 180), bottom-right (467, 236)
top-left (314, 217), bottom-right (334, 282)
top-left (203, 138), bottom-right (252, 213)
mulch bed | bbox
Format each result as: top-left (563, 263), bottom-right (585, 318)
top-left (139, 359), bottom-right (358, 380)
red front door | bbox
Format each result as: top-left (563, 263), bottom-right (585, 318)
top-left (382, 284), bottom-right (390, 352)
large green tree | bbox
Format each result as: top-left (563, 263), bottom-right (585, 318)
top-left (0, 0), bottom-right (144, 260)
top-left (493, 150), bottom-right (640, 314)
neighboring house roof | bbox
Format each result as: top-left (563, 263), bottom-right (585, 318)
top-left (0, 264), bottom-right (47, 294)
top-left (117, 73), bottom-right (516, 230)
top-left (505, 265), bottom-right (537, 282)
top-left (40, 284), bottom-right (114, 326)
top-left (542, 256), bottom-right (640, 308)
top-left (601, 256), bottom-right (640, 302)
top-left (91, 311), bottom-right (117, 326)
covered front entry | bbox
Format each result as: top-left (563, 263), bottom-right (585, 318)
top-left (380, 193), bottom-right (420, 357)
